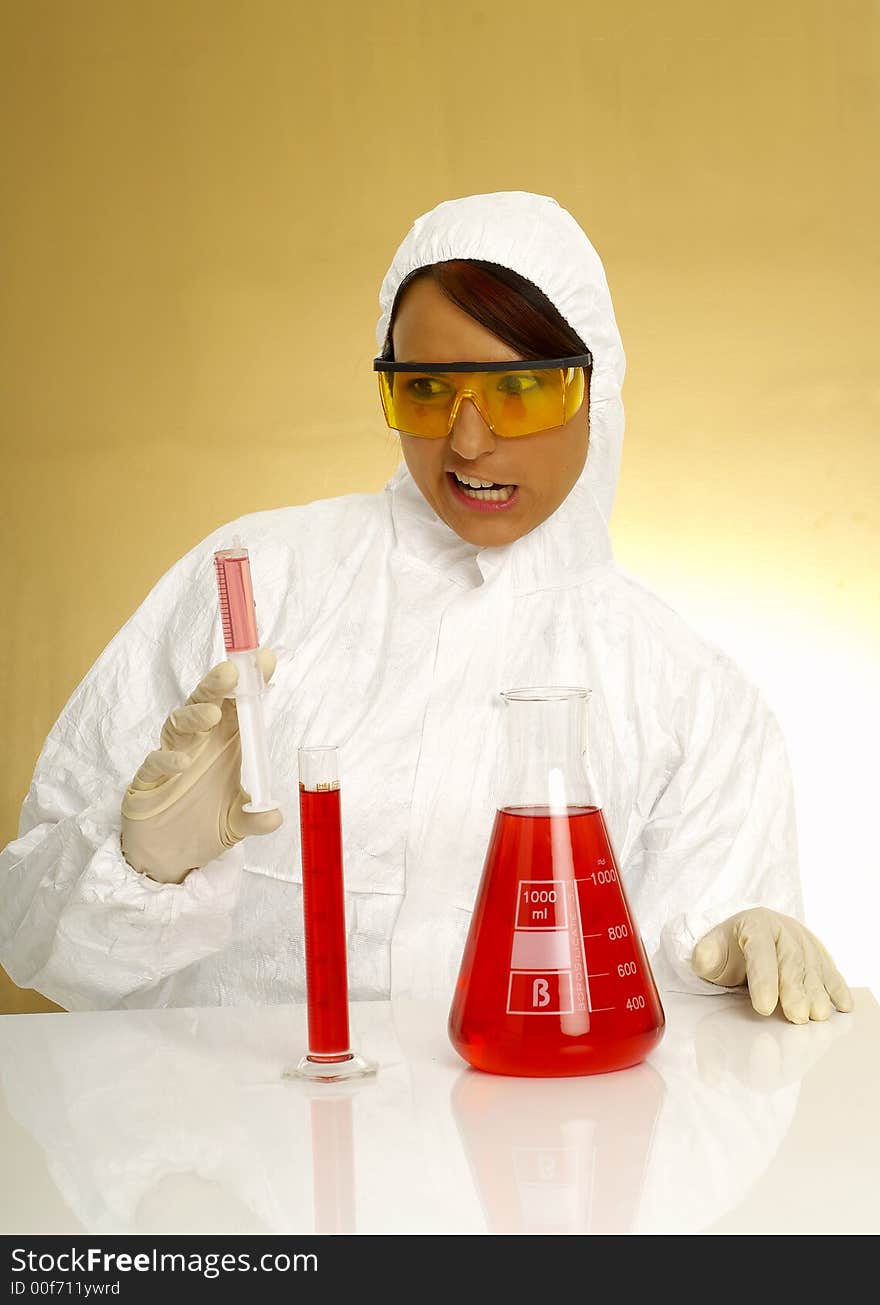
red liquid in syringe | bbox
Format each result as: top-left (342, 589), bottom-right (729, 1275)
top-left (299, 785), bottom-right (351, 1059)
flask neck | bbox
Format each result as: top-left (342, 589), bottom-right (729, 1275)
top-left (498, 691), bottom-right (600, 812)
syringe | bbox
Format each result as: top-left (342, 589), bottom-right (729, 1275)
top-left (213, 536), bottom-right (279, 814)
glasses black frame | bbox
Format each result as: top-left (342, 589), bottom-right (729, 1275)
top-left (373, 352), bottom-right (593, 374)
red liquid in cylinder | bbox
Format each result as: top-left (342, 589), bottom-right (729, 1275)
top-left (449, 807), bottom-right (665, 1076)
top-left (299, 785), bottom-right (351, 1058)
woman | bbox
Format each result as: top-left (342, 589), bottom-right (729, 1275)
top-left (0, 191), bottom-right (852, 1021)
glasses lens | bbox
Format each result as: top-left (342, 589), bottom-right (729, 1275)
top-left (378, 367), bottom-right (583, 438)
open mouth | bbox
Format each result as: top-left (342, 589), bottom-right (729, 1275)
top-left (447, 470), bottom-right (518, 505)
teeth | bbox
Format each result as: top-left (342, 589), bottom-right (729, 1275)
top-left (454, 472), bottom-right (495, 489)
top-left (456, 483), bottom-right (515, 503)
top-left (449, 470), bottom-right (516, 503)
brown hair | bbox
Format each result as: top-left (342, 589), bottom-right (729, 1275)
top-left (381, 259), bottom-right (592, 391)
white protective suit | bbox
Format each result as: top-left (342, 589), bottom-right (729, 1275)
top-left (0, 191), bottom-right (804, 1012)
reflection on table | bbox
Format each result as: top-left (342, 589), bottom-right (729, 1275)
top-left (0, 990), bottom-right (869, 1236)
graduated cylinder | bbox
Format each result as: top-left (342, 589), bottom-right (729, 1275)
top-left (283, 746), bottom-right (376, 1083)
top-left (449, 688), bottom-right (665, 1077)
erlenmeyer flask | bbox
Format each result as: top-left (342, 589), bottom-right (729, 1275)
top-left (449, 688), bottom-right (665, 1076)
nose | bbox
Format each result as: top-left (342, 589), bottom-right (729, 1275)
top-left (448, 395), bottom-right (497, 460)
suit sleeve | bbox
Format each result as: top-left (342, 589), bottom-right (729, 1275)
top-left (628, 653), bottom-right (805, 997)
top-left (0, 528), bottom-right (248, 1011)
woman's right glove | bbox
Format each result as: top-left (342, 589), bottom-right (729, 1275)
top-left (121, 648), bottom-right (283, 884)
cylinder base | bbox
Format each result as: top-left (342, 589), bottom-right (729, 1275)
top-left (282, 1050), bottom-right (378, 1084)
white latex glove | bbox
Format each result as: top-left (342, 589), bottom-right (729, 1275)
top-left (121, 648), bottom-right (283, 885)
top-left (692, 908), bottom-right (854, 1025)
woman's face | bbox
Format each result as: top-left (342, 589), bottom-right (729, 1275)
top-left (391, 277), bottom-right (590, 548)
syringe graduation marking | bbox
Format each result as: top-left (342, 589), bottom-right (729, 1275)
top-left (214, 556), bottom-right (234, 650)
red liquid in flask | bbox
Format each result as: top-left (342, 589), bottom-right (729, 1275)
top-left (299, 785), bottom-right (351, 1060)
top-left (449, 806), bottom-right (665, 1077)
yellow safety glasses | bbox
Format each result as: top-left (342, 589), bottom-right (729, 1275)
top-left (374, 353), bottom-right (592, 439)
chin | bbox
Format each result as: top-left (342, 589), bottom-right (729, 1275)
top-left (459, 520), bottom-right (525, 546)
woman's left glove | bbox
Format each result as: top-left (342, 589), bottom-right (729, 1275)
top-left (692, 908), bottom-right (853, 1024)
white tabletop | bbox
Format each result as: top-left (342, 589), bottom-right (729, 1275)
top-left (0, 990), bottom-right (876, 1236)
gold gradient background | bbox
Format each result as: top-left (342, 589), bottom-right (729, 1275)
top-left (1, 1), bottom-right (877, 1013)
